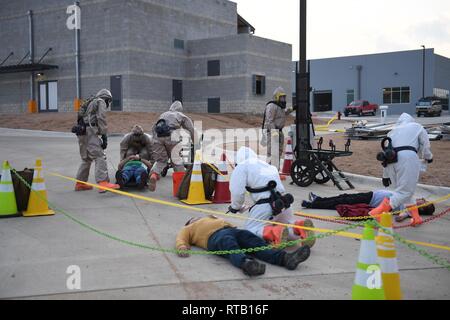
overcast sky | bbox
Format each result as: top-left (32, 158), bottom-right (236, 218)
top-left (232, 0), bottom-right (450, 60)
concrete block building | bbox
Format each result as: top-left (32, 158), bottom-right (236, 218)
top-left (293, 49), bottom-right (450, 115)
top-left (0, 0), bottom-right (292, 114)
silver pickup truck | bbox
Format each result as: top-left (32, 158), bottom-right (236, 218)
top-left (416, 99), bottom-right (442, 117)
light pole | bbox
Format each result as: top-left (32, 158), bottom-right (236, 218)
top-left (421, 45), bottom-right (425, 99)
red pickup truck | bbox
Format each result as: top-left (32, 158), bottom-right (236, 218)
top-left (344, 100), bottom-right (378, 117)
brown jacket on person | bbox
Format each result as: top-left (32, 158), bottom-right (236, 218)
top-left (175, 216), bottom-right (235, 250)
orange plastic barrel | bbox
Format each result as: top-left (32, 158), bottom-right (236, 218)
top-left (172, 172), bottom-right (185, 197)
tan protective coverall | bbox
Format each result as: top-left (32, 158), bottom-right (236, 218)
top-left (262, 87), bottom-right (289, 165)
top-left (151, 101), bottom-right (195, 175)
top-left (120, 132), bottom-right (154, 161)
top-left (75, 89), bottom-right (111, 183)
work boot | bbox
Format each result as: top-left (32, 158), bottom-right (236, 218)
top-left (241, 258), bottom-right (266, 276)
top-left (98, 181), bottom-right (120, 193)
top-left (369, 197), bottom-right (392, 221)
top-left (149, 173), bottom-right (159, 192)
top-left (282, 245), bottom-right (311, 270)
top-left (308, 192), bottom-right (318, 202)
top-left (115, 171), bottom-right (125, 188)
top-left (138, 171), bottom-right (148, 189)
top-left (395, 212), bottom-right (410, 223)
top-left (407, 205), bottom-right (423, 227)
top-left (294, 219), bottom-right (316, 248)
top-left (74, 182), bottom-right (93, 191)
top-left (262, 225), bottom-right (289, 246)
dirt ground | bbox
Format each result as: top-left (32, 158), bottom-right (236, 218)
top-left (0, 112), bottom-right (306, 133)
top-left (329, 134), bottom-right (450, 187)
top-left (0, 112), bottom-right (448, 186)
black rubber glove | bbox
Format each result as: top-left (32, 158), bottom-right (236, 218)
top-left (382, 178), bottom-right (391, 187)
top-left (427, 158), bottom-right (433, 164)
top-left (101, 135), bottom-right (108, 150)
top-left (227, 206), bottom-right (239, 214)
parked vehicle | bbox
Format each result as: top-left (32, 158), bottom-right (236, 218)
top-left (344, 100), bottom-right (378, 117)
top-left (416, 98), bottom-right (443, 117)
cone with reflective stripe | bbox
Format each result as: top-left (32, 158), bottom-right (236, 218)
top-left (0, 161), bottom-right (19, 217)
top-left (181, 151), bottom-right (212, 205)
top-left (213, 153), bottom-right (231, 204)
top-left (23, 159), bottom-right (55, 217)
top-left (351, 223), bottom-right (385, 300)
top-left (280, 137), bottom-right (294, 177)
top-left (376, 213), bottom-right (402, 300)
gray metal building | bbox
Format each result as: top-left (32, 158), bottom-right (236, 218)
top-left (0, 0), bottom-right (292, 114)
top-left (294, 49), bottom-right (450, 115)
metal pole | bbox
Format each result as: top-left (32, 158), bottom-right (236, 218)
top-left (75, 1), bottom-right (81, 100)
top-left (295, 0), bottom-right (310, 157)
top-left (356, 65), bottom-right (362, 100)
top-left (28, 10), bottom-right (35, 106)
top-left (421, 45), bottom-right (425, 98)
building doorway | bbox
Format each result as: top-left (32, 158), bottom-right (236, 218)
top-left (313, 91), bottom-right (332, 112)
top-left (172, 80), bottom-right (183, 102)
top-left (208, 98), bottom-right (220, 113)
top-left (38, 81), bottom-right (58, 112)
top-left (110, 75), bottom-right (122, 111)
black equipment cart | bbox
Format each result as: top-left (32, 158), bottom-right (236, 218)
top-left (290, 137), bottom-right (354, 190)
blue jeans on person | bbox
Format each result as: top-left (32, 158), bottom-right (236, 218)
top-left (207, 227), bottom-right (285, 269)
top-left (121, 165), bottom-right (147, 184)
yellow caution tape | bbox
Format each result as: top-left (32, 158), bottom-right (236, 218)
top-left (48, 171), bottom-right (450, 252)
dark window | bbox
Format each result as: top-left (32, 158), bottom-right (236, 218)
top-left (346, 89), bottom-right (355, 105)
top-left (392, 90), bottom-right (401, 104)
top-left (252, 75), bottom-right (266, 95)
top-left (401, 88), bottom-right (410, 103)
top-left (383, 88), bottom-right (392, 104)
top-left (174, 39), bottom-right (184, 49)
top-left (383, 87), bottom-right (410, 104)
top-left (208, 60), bottom-right (220, 77)
top-left (208, 98), bottom-right (220, 113)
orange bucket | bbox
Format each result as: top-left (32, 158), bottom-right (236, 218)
top-left (172, 172), bottom-right (185, 197)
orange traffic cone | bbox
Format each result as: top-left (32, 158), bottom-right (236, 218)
top-left (213, 153), bottom-right (231, 204)
top-left (280, 137), bottom-right (294, 178)
top-left (181, 151), bottom-right (212, 205)
top-left (0, 161), bottom-right (19, 218)
top-left (23, 159), bottom-right (55, 217)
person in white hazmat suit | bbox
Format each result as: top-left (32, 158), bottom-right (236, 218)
top-left (228, 147), bottom-right (315, 247)
top-left (369, 113), bottom-right (433, 226)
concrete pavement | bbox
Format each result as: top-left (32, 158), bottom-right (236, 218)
top-left (0, 129), bottom-right (449, 300)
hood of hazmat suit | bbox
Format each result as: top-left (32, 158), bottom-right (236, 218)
top-left (155, 100), bottom-right (194, 140)
top-left (272, 87), bottom-right (287, 103)
top-left (169, 100), bottom-right (183, 112)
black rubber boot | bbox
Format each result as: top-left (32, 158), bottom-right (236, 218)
top-left (138, 171), bottom-right (148, 189)
top-left (241, 258), bottom-right (266, 276)
top-left (282, 246), bottom-right (311, 270)
top-left (115, 171), bottom-right (125, 188)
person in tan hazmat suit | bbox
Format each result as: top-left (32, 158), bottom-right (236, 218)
top-left (149, 101), bottom-right (195, 191)
top-left (74, 89), bottom-right (120, 193)
top-left (262, 87), bottom-right (291, 168)
top-left (119, 125), bottom-right (153, 162)
top-left (115, 125), bottom-right (154, 189)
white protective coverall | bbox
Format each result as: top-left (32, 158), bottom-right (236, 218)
top-left (383, 113), bottom-right (433, 208)
top-left (229, 147), bottom-right (299, 239)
